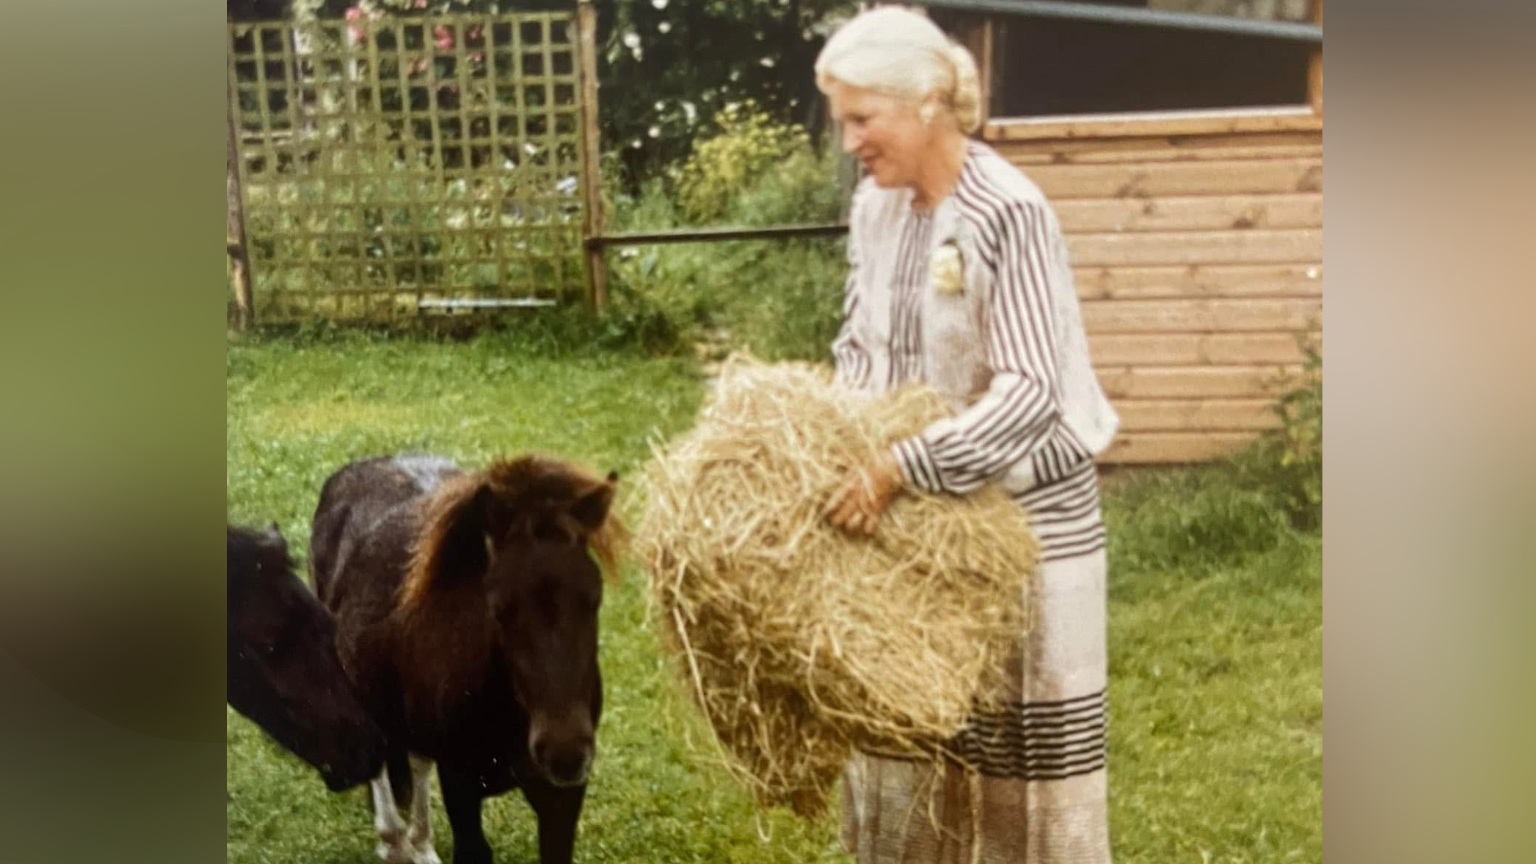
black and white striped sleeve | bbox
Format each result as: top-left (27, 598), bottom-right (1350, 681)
top-left (831, 205), bottom-right (872, 391)
top-left (892, 200), bottom-right (1063, 495)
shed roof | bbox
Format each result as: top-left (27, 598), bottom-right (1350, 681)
top-left (919, 0), bottom-right (1323, 42)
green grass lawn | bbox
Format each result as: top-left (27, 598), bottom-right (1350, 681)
top-left (227, 333), bottom-right (1321, 864)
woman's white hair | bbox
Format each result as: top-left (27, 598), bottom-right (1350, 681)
top-left (814, 6), bottom-right (982, 134)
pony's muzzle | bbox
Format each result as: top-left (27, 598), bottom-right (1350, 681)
top-left (322, 716), bottom-right (389, 791)
top-left (528, 726), bottom-right (594, 788)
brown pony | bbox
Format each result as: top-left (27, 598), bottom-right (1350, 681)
top-left (310, 453), bottom-right (623, 864)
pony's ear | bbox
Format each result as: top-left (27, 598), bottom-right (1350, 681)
top-left (254, 521), bottom-right (285, 549)
top-left (402, 475), bottom-right (493, 609)
top-left (570, 471), bottom-right (619, 535)
top-left (574, 471), bottom-right (627, 579)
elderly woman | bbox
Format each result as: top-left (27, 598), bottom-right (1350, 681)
top-left (817, 7), bottom-right (1119, 864)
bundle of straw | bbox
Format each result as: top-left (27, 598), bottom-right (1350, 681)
top-left (637, 355), bottom-right (1039, 816)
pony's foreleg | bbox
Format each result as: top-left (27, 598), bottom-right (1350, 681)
top-left (370, 764), bottom-right (413, 864)
top-left (438, 765), bottom-right (492, 864)
top-left (521, 777), bottom-right (587, 864)
top-left (406, 754), bottom-right (442, 864)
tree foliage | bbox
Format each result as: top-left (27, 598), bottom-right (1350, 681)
top-left (595, 0), bottom-right (856, 185)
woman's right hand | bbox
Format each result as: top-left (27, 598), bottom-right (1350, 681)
top-left (824, 451), bottom-right (902, 536)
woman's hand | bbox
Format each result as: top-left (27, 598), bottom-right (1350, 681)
top-left (825, 450), bottom-right (903, 536)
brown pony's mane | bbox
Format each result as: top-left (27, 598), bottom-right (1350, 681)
top-left (397, 455), bottom-right (627, 614)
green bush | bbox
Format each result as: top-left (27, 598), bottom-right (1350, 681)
top-left (601, 110), bottom-right (847, 361)
top-left (1103, 333), bottom-right (1322, 585)
top-left (672, 102), bottom-right (818, 223)
top-left (1232, 334), bottom-right (1323, 532)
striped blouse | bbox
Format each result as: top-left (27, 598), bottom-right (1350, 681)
top-left (831, 141), bottom-right (1120, 561)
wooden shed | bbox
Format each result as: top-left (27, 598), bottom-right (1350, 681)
top-left (929, 0), bottom-right (1324, 465)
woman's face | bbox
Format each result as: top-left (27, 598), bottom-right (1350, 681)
top-left (826, 81), bottom-right (931, 189)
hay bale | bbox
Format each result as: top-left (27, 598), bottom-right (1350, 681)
top-left (637, 355), bottom-right (1039, 815)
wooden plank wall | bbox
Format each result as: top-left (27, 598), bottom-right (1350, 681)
top-left (984, 110), bottom-right (1323, 464)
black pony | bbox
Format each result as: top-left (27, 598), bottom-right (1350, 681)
top-left (226, 523), bottom-right (386, 791)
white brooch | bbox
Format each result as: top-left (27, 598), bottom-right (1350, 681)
top-left (930, 241), bottom-right (964, 296)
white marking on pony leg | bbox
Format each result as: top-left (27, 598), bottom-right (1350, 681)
top-left (370, 766), bottom-right (413, 864)
top-left (406, 754), bottom-right (442, 864)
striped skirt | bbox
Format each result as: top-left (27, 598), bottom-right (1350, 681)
top-left (840, 461), bottom-right (1113, 864)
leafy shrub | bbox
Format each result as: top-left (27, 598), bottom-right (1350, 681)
top-left (1232, 334), bottom-right (1323, 531)
top-left (602, 111), bottom-right (847, 361)
top-left (671, 102), bottom-right (819, 223)
top-left (1103, 331), bottom-right (1322, 587)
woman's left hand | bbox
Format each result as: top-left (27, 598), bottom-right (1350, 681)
top-left (825, 450), bottom-right (903, 536)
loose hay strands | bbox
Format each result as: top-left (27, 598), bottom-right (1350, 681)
top-left (637, 355), bottom-right (1039, 816)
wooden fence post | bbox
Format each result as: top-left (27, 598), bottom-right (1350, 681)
top-left (227, 63), bottom-right (255, 331)
top-left (1307, 0), bottom-right (1323, 115)
top-left (575, 0), bottom-right (607, 311)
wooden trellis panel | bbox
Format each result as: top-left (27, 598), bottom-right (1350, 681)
top-left (228, 12), bottom-right (590, 321)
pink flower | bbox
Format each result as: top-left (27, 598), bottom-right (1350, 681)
top-left (433, 25), bottom-right (455, 51)
top-left (412, 0), bottom-right (427, 8)
top-left (345, 4), bottom-right (365, 43)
